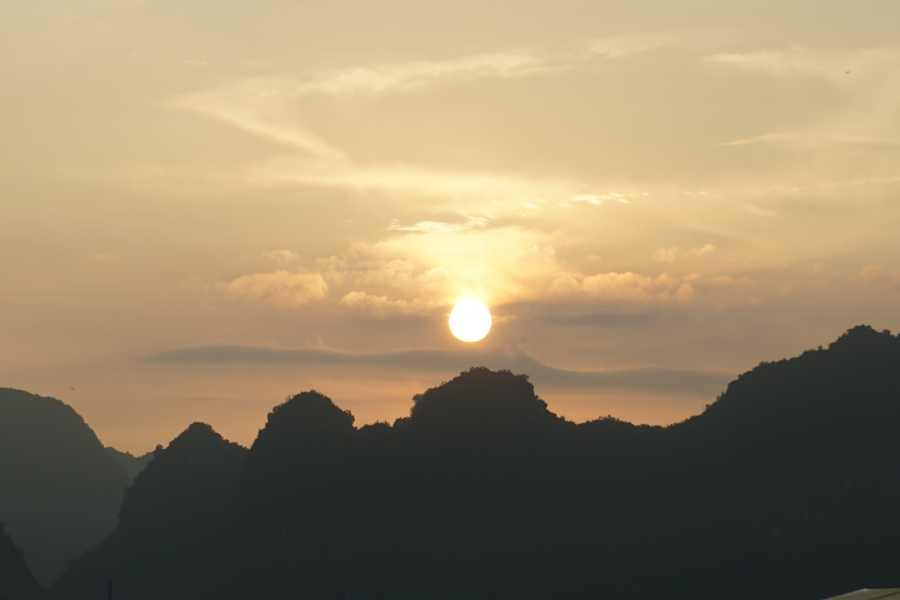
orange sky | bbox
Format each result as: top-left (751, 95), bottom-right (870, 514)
top-left (2, 0), bottom-right (900, 453)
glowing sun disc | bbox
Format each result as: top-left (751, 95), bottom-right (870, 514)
top-left (449, 299), bottom-right (492, 342)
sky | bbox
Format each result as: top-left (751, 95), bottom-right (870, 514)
top-left (2, 0), bottom-right (900, 454)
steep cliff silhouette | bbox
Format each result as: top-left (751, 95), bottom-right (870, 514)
top-left (0, 389), bottom-right (129, 585)
top-left (49, 423), bottom-right (247, 600)
top-left (0, 524), bottom-right (46, 600)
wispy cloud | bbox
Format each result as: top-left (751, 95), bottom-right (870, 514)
top-left (169, 83), bottom-right (346, 159)
top-left (702, 46), bottom-right (898, 80)
top-left (225, 156), bottom-right (544, 200)
top-left (712, 132), bottom-right (798, 147)
top-left (339, 291), bottom-right (436, 317)
top-left (707, 46), bottom-right (900, 150)
top-left (388, 214), bottom-right (489, 233)
top-left (550, 271), bottom-right (696, 303)
top-left (582, 36), bottom-right (671, 59)
top-left (570, 192), bottom-right (634, 205)
top-left (169, 37), bottom-right (672, 192)
top-left (217, 271), bottom-right (328, 308)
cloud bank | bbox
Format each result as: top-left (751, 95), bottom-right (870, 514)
top-left (141, 344), bottom-right (733, 397)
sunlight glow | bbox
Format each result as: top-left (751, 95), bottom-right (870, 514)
top-left (449, 299), bottom-right (492, 342)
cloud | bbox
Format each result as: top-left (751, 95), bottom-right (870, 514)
top-left (339, 291), bottom-right (436, 317)
top-left (169, 82), bottom-right (346, 159)
top-left (388, 214), bottom-right (489, 233)
top-left (254, 36), bottom-right (669, 99)
top-left (168, 37), bottom-right (672, 189)
top-left (570, 192), bottom-right (634, 206)
top-left (295, 51), bottom-right (561, 96)
top-left (712, 132), bottom-right (798, 147)
top-left (702, 47), bottom-right (896, 80)
top-left (541, 310), bottom-right (664, 327)
top-left (171, 52), bottom-right (562, 159)
top-left (654, 244), bottom-right (715, 262)
top-left (571, 194), bottom-right (604, 206)
top-left (860, 265), bottom-right (900, 286)
top-left (226, 156), bottom-right (545, 200)
top-left (583, 36), bottom-right (671, 59)
top-left (217, 271), bottom-right (328, 308)
top-left (707, 46), bottom-right (900, 151)
top-left (710, 275), bottom-right (750, 286)
top-left (140, 344), bottom-right (733, 396)
top-left (550, 271), bottom-right (697, 304)
top-left (321, 227), bottom-right (563, 307)
top-left (861, 265), bottom-right (888, 282)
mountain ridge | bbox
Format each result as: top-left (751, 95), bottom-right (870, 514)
top-left (7, 325), bottom-right (900, 600)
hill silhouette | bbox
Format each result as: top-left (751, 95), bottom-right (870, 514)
top-left (28, 325), bottom-right (900, 600)
top-left (183, 326), bottom-right (900, 600)
top-left (105, 447), bottom-right (154, 482)
top-left (0, 524), bottom-right (46, 600)
top-left (0, 389), bottom-right (130, 585)
top-left (49, 423), bottom-right (248, 600)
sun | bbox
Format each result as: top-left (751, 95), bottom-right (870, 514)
top-left (449, 299), bottom-right (492, 342)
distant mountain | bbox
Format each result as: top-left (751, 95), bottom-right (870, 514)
top-left (50, 423), bottom-right (248, 600)
top-left (0, 524), bottom-right (46, 600)
top-left (0, 389), bottom-right (130, 585)
top-left (105, 447), bottom-right (154, 482)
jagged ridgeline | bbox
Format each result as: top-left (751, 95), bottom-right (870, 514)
top-left (25, 326), bottom-right (900, 600)
top-left (0, 389), bottom-right (129, 585)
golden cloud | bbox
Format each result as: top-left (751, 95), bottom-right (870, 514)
top-left (218, 271), bottom-right (328, 308)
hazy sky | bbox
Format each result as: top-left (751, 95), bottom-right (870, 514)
top-left (2, 0), bottom-right (900, 453)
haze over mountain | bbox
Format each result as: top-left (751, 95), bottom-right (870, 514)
top-left (105, 447), bottom-right (154, 482)
top-left (38, 325), bottom-right (900, 600)
top-left (0, 524), bottom-right (46, 600)
top-left (0, 389), bottom-right (130, 585)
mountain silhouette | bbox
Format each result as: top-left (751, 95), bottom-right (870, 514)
top-left (0, 524), bottom-right (46, 600)
top-left (0, 389), bottom-right (130, 585)
top-left (49, 423), bottom-right (248, 600)
top-left (105, 447), bottom-right (154, 482)
top-left (29, 325), bottom-right (900, 600)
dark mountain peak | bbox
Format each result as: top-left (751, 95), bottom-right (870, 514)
top-left (165, 422), bottom-right (229, 453)
top-left (829, 324), bottom-right (897, 353)
top-left (130, 422), bottom-right (246, 492)
top-left (408, 367), bottom-right (562, 430)
top-left (683, 325), bottom-right (900, 443)
top-left (52, 425), bottom-right (248, 600)
top-left (255, 391), bottom-right (355, 447)
top-left (0, 389), bottom-right (128, 585)
top-left (0, 388), bottom-right (90, 441)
